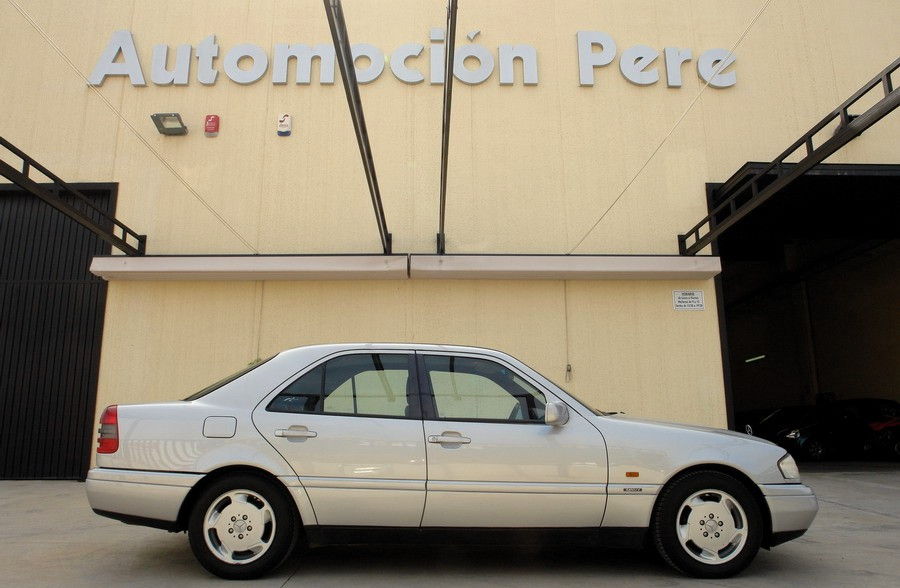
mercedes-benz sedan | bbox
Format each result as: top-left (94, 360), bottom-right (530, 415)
top-left (86, 343), bottom-right (817, 579)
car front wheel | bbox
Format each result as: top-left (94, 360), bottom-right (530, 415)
top-left (651, 470), bottom-right (763, 578)
top-left (188, 474), bottom-right (299, 580)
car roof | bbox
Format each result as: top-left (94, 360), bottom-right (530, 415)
top-left (276, 342), bottom-right (509, 357)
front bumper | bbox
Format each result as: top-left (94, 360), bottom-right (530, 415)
top-left (86, 468), bottom-right (203, 529)
top-left (759, 483), bottom-right (818, 535)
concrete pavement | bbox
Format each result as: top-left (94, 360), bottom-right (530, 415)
top-left (1, 463), bottom-right (898, 587)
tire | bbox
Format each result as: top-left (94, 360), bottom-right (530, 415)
top-left (804, 439), bottom-right (828, 461)
top-left (651, 471), bottom-right (763, 578)
top-left (188, 474), bottom-right (299, 580)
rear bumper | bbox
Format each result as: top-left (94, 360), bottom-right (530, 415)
top-left (760, 483), bottom-right (818, 535)
top-left (86, 468), bottom-right (202, 529)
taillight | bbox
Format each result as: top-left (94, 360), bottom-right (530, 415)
top-left (97, 405), bottom-right (119, 454)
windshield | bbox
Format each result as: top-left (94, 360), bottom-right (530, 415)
top-left (183, 356), bottom-right (274, 401)
top-left (539, 373), bottom-right (608, 416)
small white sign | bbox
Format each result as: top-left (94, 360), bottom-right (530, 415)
top-left (673, 290), bottom-right (705, 311)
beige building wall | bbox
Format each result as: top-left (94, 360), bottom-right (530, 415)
top-left (97, 277), bottom-right (725, 426)
top-left (1, 1), bottom-right (897, 255)
top-left (1, 1), bottom-right (897, 429)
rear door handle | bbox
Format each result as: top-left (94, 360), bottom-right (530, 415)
top-left (427, 433), bottom-right (471, 444)
top-left (275, 426), bottom-right (317, 439)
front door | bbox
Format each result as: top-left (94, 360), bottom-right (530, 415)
top-left (418, 353), bottom-right (608, 527)
top-left (253, 352), bottom-right (426, 526)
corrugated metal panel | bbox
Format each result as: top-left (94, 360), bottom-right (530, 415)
top-left (0, 184), bottom-right (113, 480)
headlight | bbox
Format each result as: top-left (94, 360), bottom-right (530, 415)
top-left (785, 429), bottom-right (800, 439)
top-left (778, 453), bottom-right (800, 480)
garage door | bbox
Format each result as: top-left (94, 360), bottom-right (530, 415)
top-left (0, 184), bottom-right (112, 479)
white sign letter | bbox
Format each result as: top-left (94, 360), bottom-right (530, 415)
top-left (151, 44), bottom-right (191, 85)
top-left (88, 30), bottom-right (145, 86)
top-left (224, 44), bottom-right (269, 84)
top-left (499, 44), bottom-right (538, 85)
top-left (273, 44), bottom-right (335, 84)
top-left (698, 49), bottom-right (736, 88)
top-left (664, 47), bottom-right (692, 87)
top-left (429, 28), bottom-right (445, 85)
top-left (390, 43), bottom-right (425, 84)
top-left (454, 43), bottom-right (494, 85)
top-left (195, 35), bottom-right (219, 85)
top-left (351, 44), bottom-right (385, 84)
top-left (619, 45), bottom-right (659, 86)
top-left (577, 31), bottom-right (616, 86)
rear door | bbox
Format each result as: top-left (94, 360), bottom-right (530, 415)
top-left (253, 351), bottom-right (426, 526)
top-left (418, 352), bottom-right (607, 527)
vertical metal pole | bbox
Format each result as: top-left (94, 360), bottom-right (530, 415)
top-left (437, 0), bottom-right (458, 254)
top-left (324, 0), bottom-right (392, 254)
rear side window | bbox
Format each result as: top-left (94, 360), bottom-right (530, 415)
top-left (267, 353), bottom-right (416, 418)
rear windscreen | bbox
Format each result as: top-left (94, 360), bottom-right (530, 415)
top-left (183, 356), bottom-right (275, 401)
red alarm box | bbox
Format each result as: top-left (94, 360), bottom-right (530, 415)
top-left (204, 115), bottom-right (219, 137)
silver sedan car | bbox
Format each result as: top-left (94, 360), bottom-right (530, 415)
top-left (86, 343), bottom-right (817, 579)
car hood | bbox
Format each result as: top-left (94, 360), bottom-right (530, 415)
top-left (592, 413), bottom-right (790, 485)
top-left (603, 413), bottom-right (778, 446)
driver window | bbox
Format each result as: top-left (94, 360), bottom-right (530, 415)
top-left (423, 355), bottom-right (545, 422)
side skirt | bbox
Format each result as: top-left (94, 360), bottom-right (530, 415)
top-left (304, 526), bottom-right (647, 550)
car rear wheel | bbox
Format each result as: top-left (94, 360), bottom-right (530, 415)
top-left (651, 471), bottom-right (762, 578)
top-left (188, 474), bottom-right (299, 580)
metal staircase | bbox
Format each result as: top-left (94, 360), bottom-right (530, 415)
top-left (0, 136), bottom-right (145, 256)
top-left (679, 56), bottom-right (900, 256)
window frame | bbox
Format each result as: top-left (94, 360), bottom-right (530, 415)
top-left (266, 351), bottom-right (422, 420)
top-left (415, 352), bottom-right (550, 425)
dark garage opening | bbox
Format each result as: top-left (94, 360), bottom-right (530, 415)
top-left (0, 183), bottom-right (115, 479)
top-left (714, 164), bottom-right (899, 460)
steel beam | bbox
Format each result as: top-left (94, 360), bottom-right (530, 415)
top-left (437, 0), bottom-right (458, 254)
top-left (324, 0), bottom-right (392, 254)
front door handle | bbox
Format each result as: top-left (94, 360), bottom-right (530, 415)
top-left (275, 426), bottom-right (317, 439)
top-left (427, 432), bottom-right (471, 444)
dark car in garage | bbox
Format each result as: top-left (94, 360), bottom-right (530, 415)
top-left (740, 399), bottom-right (900, 461)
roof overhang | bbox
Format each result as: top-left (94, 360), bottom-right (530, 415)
top-left (89, 255), bottom-right (409, 280)
top-left (90, 254), bottom-right (720, 281)
top-left (409, 255), bottom-right (719, 279)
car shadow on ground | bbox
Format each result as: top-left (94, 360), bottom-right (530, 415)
top-left (95, 531), bottom-right (825, 587)
top-left (292, 543), bottom-right (673, 581)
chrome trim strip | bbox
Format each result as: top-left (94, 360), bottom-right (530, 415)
top-left (299, 477), bottom-right (425, 491)
top-left (427, 481), bottom-right (607, 494)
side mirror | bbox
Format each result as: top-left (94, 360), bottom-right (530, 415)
top-left (545, 402), bottom-right (569, 426)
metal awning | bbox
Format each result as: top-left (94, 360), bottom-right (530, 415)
top-left (90, 254), bottom-right (720, 281)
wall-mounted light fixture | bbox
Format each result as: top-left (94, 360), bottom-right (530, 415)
top-left (150, 113), bottom-right (188, 135)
